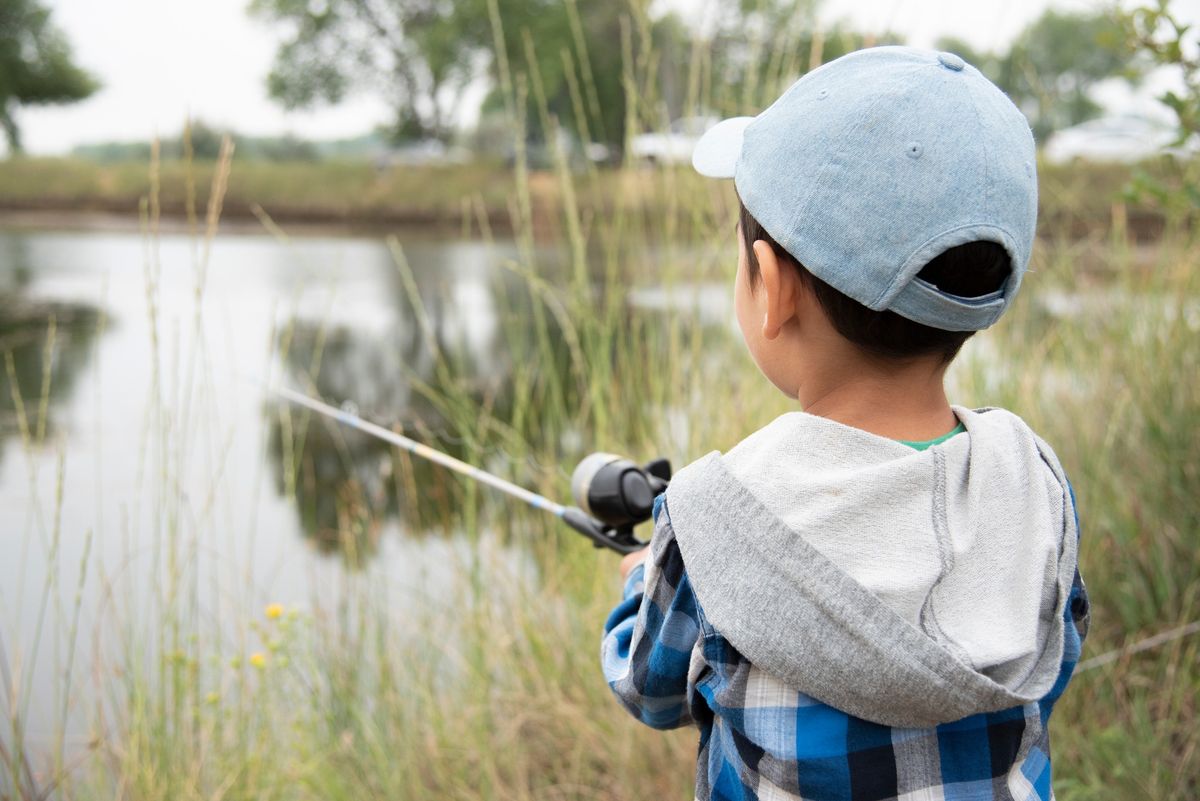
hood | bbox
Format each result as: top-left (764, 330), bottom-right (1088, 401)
top-left (664, 406), bottom-right (1077, 728)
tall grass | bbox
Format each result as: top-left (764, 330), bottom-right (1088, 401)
top-left (3, 12), bottom-right (1198, 801)
top-left (953, 225), bottom-right (1200, 799)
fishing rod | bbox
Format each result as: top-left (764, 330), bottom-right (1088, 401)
top-left (273, 385), bottom-right (670, 554)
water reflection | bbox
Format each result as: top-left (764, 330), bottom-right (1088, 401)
top-left (0, 237), bottom-right (104, 465)
top-left (266, 263), bottom-right (581, 561)
top-left (0, 227), bottom-right (738, 574)
top-left (0, 233), bottom-right (34, 290)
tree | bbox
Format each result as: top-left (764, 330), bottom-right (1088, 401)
top-left (248, 0), bottom-right (897, 152)
top-left (706, 3), bottom-right (903, 119)
top-left (0, 0), bottom-right (99, 154)
top-left (937, 9), bottom-right (1136, 142)
top-left (1121, 0), bottom-right (1200, 214)
top-left (251, 0), bottom-right (646, 149)
top-left (1124, 1), bottom-right (1198, 144)
top-left (479, 0), bottom-right (630, 149)
top-left (250, 0), bottom-right (505, 142)
top-left (481, 0), bottom-right (850, 155)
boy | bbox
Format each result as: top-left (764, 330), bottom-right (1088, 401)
top-left (600, 47), bottom-right (1090, 801)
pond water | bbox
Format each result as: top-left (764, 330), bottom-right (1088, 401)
top-left (0, 225), bottom-right (735, 754)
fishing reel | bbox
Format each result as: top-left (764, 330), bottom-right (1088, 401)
top-left (564, 453), bottom-right (671, 554)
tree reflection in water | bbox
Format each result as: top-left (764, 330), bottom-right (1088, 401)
top-left (266, 269), bottom-right (581, 565)
top-left (261, 237), bottom-right (739, 567)
top-left (0, 233), bottom-right (104, 467)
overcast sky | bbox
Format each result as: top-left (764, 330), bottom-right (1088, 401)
top-left (12, 0), bottom-right (1183, 154)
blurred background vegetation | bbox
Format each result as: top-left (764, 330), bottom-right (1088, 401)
top-left (1, 0), bottom-right (1196, 238)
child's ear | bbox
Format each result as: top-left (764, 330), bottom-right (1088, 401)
top-left (751, 240), bottom-right (798, 340)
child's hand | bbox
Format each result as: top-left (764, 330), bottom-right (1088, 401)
top-left (620, 546), bottom-right (651, 581)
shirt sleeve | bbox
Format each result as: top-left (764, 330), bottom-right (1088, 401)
top-left (600, 494), bottom-right (703, 730)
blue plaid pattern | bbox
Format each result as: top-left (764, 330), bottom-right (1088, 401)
top-left (601, 494), bottom-right (1089, 801)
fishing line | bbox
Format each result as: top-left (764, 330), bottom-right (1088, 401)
top-left (1076, 619), bottom-right (1200, 673)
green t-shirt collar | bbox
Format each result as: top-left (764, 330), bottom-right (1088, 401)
top-left (898, 422), bottom-right (966, 451)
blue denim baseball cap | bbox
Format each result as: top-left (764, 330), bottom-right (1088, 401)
top-left (693, 46), bottom-right (1037, 332)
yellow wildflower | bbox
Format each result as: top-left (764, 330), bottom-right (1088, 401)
top-left (265, 603), bottom-right (285, 620)
top-left (249, 652), bottom-right (267, 669)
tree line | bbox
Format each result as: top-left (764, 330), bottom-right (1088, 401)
top-left (0, 0), bottom-right (1184, 157)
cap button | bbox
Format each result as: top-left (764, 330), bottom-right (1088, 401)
top-left (937, 52), bottom-right (965, 71)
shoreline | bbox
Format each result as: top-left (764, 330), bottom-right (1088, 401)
top-left (0, 158), bottom-right (1185, 244)
top-left (0, 202), bottom-right (499, 239)
top-left (0, 203), bottom-right (1171, 244)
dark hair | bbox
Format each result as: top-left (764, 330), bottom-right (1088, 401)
top-left (738, 201), bottom-right (1011, 363)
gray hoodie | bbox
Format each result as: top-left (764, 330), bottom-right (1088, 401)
top-left (663, 405), bottom-right (1078, 728)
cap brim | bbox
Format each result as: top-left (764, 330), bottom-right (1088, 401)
top-left (692, 116), bottom-right (754, 178)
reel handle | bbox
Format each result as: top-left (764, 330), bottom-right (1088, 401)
top-left (562, 507), bottom-right (650, 555)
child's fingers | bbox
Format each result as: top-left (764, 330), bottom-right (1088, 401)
top-left (620, 546), bottom-right (651, 580)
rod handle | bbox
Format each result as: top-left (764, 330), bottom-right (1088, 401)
top-left (562, 507), bottom-right (649, 555)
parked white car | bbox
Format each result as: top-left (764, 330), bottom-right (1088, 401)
top-left (373, 139), bottom-right (472, 170)
top-left (630, 116), bottom-right (720, 165)
top-left (1042, 116), bottom-right (1199, 164)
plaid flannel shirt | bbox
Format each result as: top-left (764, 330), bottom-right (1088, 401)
top-left (601, 494), bottom-right (1089, 801)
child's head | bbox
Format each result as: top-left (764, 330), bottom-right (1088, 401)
top-left (736, 199), bottom-right (1011, 364)
top-left (695, 47), bottom-right (1038, 393)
